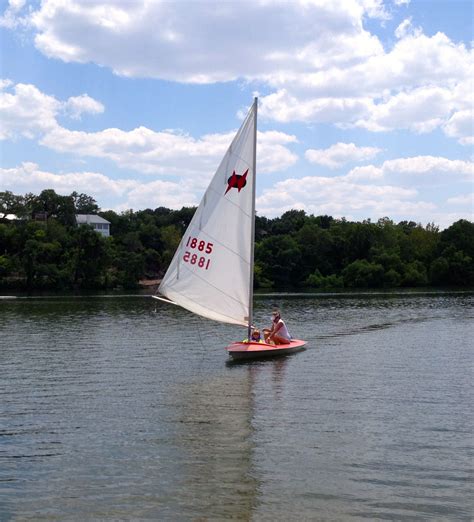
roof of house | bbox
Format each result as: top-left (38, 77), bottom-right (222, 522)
top-left (76, 214), bottom-right (111, 225)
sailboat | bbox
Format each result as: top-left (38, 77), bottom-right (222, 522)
top-left (153, 98), bottom-right (307, 360)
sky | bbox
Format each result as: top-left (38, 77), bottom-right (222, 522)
top-left (0, 0), bottom-right (472, 229)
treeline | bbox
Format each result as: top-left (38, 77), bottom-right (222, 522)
top-left (0, 189), bottom-right (473, 290)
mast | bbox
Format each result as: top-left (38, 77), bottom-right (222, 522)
top-left (248, 97), bottom-right (258, 340)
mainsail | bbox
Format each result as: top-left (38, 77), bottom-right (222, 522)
top-left (157, 99), bottom-right (257, 326)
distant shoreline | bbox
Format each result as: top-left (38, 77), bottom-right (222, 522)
top-left (1, 287), bottom-right (473, 299)
top-left (138, 278), bottom-right (161, 288)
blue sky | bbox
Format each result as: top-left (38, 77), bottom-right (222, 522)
top-left (0, 0), bottom-right (472, 228)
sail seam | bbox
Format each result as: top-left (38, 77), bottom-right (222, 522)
top-left (166, 286), bottom-right (247, 325)
top-left (197, 229), bottom-right (251, 266)
top-left (178, 261), bottom-right (248, 308)
top-left (229, 150), bottom-right (252, 172)
top-left (206, 183), bottom-right (253, 220)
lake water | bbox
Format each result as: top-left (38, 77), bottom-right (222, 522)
top-left (0, 292), bottom-right (472, 521)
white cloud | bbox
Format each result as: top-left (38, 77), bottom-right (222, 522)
top-left (255, 154), bottom-right (473, 226)
top-left (0, 0), bottom-right (27, 28)
top-left (446, 193), bottom-right (473, 207)
top-left (0, 81), bottom-right (104, 138)
top-left (256, 174), bottom-right (434, 221)
top-left (0, 162), bottom-right (198, 211)
top-left (381, 156), bottom-right (473, 181)
top-left (257, 131), bottom-right (298, 174)
top-left (63, 94), bottom-right (104, 120)
top-left (261, 31), bottom-right (471, 100)
top-left (124, 180), bottom-right (198, 211)
top-left (260, 30), bottom-right (472, 143)
top-left (2, 158), bottom-right (470, 228)
top-left (305, 142), bottom-right (382, 168)
top-left (40, 126), bottom-right (297, 178)
top-left (443, 109), bottom-right (474, 146)
top-left (3, 1), bottom-right (471, 143)
top-left (9, 0), bottom-right (26, 9)
top-left (255, 168), bottom-right (473, 228)
top-left (360, 0), bottom-right (390, 20)
top-left (344, 165), bottom-right (384, 181)
top-left (0, 80), bottom-right (298, 178)
top-left (25, 0), bottom-right (385, 81)
top-left (395, 18), bottom-right (419, 39)
top-left (354, 86), bottom-right (453, 134)
top-left (259, 89), bottom-right (372, 124)
top-left (0, 162), bottom-right (136, 196)
top-left (0, 81), bottom-right (60, 139)
top-left (345, 156), bottom-right (473, 184)
top-left (0, 79), bottom-right (13, 88)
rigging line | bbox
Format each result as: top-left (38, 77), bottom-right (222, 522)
top-left (195, 315), bottom-right (208, 364)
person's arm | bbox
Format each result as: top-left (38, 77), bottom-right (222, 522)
top-left (268, 321), bottom-right (282, 341)
top-left (273, 320), bottom-right (283, 334)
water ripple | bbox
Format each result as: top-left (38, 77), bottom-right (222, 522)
top-left (0, 293), bottom-right (472, 520)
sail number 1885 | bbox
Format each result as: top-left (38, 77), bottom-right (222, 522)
top-left (183, 236), bottom-right (213, 270)
top-left (185, 236), bottom-right (213, 254)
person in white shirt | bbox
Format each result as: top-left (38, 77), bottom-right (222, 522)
top-left (263, 310), bottom-right (291, 345)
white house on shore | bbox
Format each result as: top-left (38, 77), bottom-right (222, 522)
top-left (76, 214), bottom-right (111, 237)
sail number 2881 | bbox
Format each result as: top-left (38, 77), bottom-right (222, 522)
top-left (182, 236), bottom-right (213, 270)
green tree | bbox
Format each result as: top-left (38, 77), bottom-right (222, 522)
top-left (429, 257), bottom-right (449, 285)
top-left (33, 189), bottom-right (76, 227)
top-left (0, 191), bottom-right (25, 221)
top-left (0, 254), bottom-right (12, 278)
top-left (121, 231), bottom-right (143, 253)
top-left (68, 226), bottom-right (108, 288)
top-left (172, 207), bottom-right (196, 233)
top-left (398, 223), bottom-right (438, 264)
top-left (401, 261), bottom-right (428, 286)
top-left (253, 261), bottom-right (273, 289)
top-left (297, 223), bottom-right (337, 277)
top-left (139, 222), bottom-right (162, 251)
top-left (71, 192), bottom-right (100, 214)
top-left (115, 251), bottom-right (145, 288)
top-left (160, 225), bottom-right (182, 266)
top-left (305, 270), bottom-right (343, 289)
top-left (345, 223), bottom-right (379, 262)
top-left (272, 210), bottom-right (307, 235)
top-left (21, 238), bottom-right (63, 288)
top-left (314, 215), bottom-right (334, 229)
top-left (144, 248), bottom-right (162, 278)
top-left (440, 219), bottom-right (474, 258)
top-left (441, 246), bottom-right (473, 285)
top-left (342, 259), bottom-right (385, 288)
top-left (384, 268), bottom-right (401, 287)
top-left (255, 235), bottom-right (302, 287)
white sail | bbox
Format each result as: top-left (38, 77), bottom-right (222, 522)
top-left (157, 100), bottom-right (257, 326)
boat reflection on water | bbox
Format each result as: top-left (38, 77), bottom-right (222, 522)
top-left (170, 351), bottom-right (294, 519)
top-left (174, 354), bottom-right (298, 518)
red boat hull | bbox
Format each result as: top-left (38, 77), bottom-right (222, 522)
top-left (226, 339), bottom-right (307, 360)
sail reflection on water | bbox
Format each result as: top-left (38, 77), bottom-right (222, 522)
top-left (170, 370), bottom-right (259, 519)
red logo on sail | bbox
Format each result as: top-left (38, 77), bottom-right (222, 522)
top-left (225, 169), bottom-right (248, 195)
